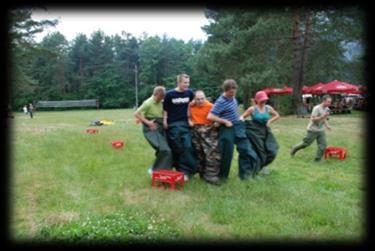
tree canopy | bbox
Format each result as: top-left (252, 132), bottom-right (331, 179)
top-left (9, 7), bottom-right (365, 113)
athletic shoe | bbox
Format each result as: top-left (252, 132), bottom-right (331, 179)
top-left (148, 167), bottom-right (153, 176)
top-left (259, 167), bottom-right (270, 175)
top-left (184, 175), bottom-right (189, 182)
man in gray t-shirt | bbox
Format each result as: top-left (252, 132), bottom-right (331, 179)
top-left (291, 95), bottom-right (332, 161)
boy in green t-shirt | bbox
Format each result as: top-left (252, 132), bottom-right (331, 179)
top-left (134, 86), bottom-right (173, 174)
top-left (291, 95), bottom-right (332, 162)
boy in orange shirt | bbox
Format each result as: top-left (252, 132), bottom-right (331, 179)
top-left (189, 90), bottom-right (221, 185)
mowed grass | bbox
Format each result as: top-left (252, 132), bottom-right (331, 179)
top-left (9, 109), bottom-right (366, 243)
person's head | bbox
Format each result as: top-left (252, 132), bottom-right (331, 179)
top-left (254, 91), bottom-right (269, 106)
top-left (321, 94), bottom-right (332, 108)
top-left (176, 73), bottom-right (190, 91)
top-left (152, 86), bottom-right (166, 102)
top-left (222, 79), bottom-right (238, 97)
top-left (194, 90), bottom-right (206, 106)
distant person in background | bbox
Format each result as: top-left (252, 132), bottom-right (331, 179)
top-left (306, 98), bottom-right (313, 112)
top-left (23, 105), bottom-right (28, 115)
top-left (27, 103), bottom-right (33, 118)
top-left (134, 86), bottom-right (173, 175)
top-left (291, 95), bottom-right (332, 162)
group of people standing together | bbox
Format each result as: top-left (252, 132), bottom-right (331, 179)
top-left (134, 73), bottom-right (333, 186)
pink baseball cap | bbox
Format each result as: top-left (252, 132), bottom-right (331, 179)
top-left (255, 91), bottom-right (269, 102)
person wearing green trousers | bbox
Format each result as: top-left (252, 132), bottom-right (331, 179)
top-left (134, 86), bottom-right (173, 174)
top-left (207, 79), bottom-right (259, 181)
top-left (291, 94), bottom-right (332, 162)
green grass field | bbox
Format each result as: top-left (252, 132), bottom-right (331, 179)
top-left (9, 109), bottom-right (366, 243)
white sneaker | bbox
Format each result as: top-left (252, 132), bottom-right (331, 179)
top-left (148, 168), bottom-right (153, 176)
top-left (184, 175), bottom-right (189, 182)
top-left (259, 167), bottom-right (270, 175)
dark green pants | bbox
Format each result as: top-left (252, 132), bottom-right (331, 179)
top-left (245, 120), bottom-right (279, 173)
top-left (292, 130), bottom-right (327, 160)
top-left (218, 121), bottom-right (259, 180)
top-left (143, 118), bottom-right (173, 170)
top-left (166, 121), bottom-right (198, 175)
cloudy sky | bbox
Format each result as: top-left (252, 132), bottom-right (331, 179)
top-left (31, 8), bottom-right (211, 42)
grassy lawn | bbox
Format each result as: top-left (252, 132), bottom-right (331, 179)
top-left (9, 109), bottom-right (366, 243)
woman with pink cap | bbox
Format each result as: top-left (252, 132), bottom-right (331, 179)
top-left (240, 90), bottom-right (280, 175)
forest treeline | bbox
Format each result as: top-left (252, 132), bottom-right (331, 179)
top-left (9, 7), bottom-right (365, 112)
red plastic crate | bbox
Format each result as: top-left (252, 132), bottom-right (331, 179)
top-left (86, 128), bottom-right (99, 134)
top-left (324, 146), bottom-right (347, 160)
top-left (152, 169), bottom-right (184, 191)
top-left (111, 140), bottom-right (124, 149)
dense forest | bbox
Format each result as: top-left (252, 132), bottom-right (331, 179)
top-left (9, 7), bottom-right (365, 113)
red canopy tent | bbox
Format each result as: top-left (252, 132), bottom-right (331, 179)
top-left (306, 82), bottom-right (325, 94)
top-left (262, 87), bottom-right (292, 95)
top-left (261, 81), bottom-right (363, 95)
top-left (302, 85), bottom-right (314, 94)
top-left (320, 80), bottom-right (359, 94)
top-left (346, 85), bottom-right (366, 95)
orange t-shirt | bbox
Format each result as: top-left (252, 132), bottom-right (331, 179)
top-left (189, 101), bottom-right (213, 125)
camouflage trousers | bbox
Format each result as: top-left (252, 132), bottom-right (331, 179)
top-left (191, 125), bottom-right (221, 182)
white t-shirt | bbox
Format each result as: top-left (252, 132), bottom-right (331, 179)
top-left (307, 104), bottom-right (329, 132)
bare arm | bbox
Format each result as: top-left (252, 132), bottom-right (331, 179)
top-left (163, 110), bottom-right (168, 129)
top-left (207, 112), bottom-right (233, 127)
top-left (324, 119), bottom-right (331, 130)
top-left (266, 106), bottom-right (280, 126)
top-left (240, 106), bottom-right (254, 120)
top-left (311, 111), bottom-right (329, 122)
top-left (187, 106), bottom-right (194, 127)
top-left (134, 111), bottom-right (157, 130)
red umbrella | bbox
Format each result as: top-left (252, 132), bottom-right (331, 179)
top-left (347, 85), bottom-right (366, 95)
top-left (308, 82), bottom-right (326, 94)
top-left (261, 87), bottom-right (274, 95)
top-left (261, 87), bottom-right (292, 95)
top-left (320, 80), bottom-right (358, 94)
top-left (283, 87), bottom-right (293, 94)
top-left (302, 85), bottom-right (312, 94)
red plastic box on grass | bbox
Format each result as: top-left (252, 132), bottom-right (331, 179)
top-left (111, 140), bottom-right (124, 149)
top-left (324, 146), bottom-right (347, 160)
top-left (86, 128), bottom-right (99, 134)
top-left (152, 169), bottom-right (184, 191)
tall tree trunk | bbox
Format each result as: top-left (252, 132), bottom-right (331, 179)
top-left (242, 85), bottom-right (250, 110)
top-left (298, 11), bottom-right (312, 93)
top-left (291, 8), bottom-right (302, 114)
top-left (292, 9), bottom-right (312, 115)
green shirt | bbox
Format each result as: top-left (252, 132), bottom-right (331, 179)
top-left (307, 104), bottom-right (328, 132)
top-left (136, 96), bottom-right (163, 118)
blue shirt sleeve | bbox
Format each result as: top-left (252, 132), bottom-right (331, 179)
top-left (210, 98), bottom-right (224, 116)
